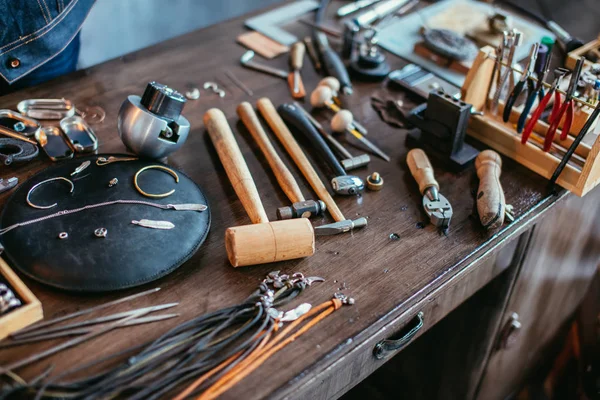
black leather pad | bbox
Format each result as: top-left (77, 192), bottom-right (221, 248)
top-left (0, 155), bottom-right (210, 292)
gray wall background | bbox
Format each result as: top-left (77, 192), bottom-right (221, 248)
top-left (78, 0), bottom-right (283, 69)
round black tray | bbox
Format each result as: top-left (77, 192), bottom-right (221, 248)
top-left (0, 155), bottom-right (210, 292)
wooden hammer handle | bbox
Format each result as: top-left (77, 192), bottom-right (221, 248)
top-left (237, 102), bottom-right (305, 203)
top-left (290, 42), bottom-right (306, 71)
top-left (407, 149), bottom-right (439, 195)
top-left (475, 150), bottom-right (505, 229)
top-left (204, 108), bottom-right (269, 225)
top-left (257, 98), bottom-right (346, 222)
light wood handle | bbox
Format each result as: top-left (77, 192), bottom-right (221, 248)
top-left (475, 150), bottom-right (505, 229)
top-left (204, 108), bottom-right (269, 225)
top-left (256, 97), bottom-right (346, 222)
top-left (237, 102), bottom-right (305, 203)
top-left (407, 149), bottom-right (439, 195)
top-left (290, 42), bottom-right (306, 71)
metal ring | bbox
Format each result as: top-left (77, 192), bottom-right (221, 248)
top-left (58, 232), bottom-right (68, 239)
top-left (133, 165), bottom-right (179, 199)
top-left (26, 177), bottom-right (75, 209)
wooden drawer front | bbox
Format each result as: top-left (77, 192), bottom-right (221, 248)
top-left (287, 234), bottom-right (526, 400)
top-left (477, 189), bottom-right (600, 400)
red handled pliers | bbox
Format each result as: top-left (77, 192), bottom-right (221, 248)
top-left (543, 57), bottom-right (584, 152)
top-left (521, 68), bottom-right (568, 144)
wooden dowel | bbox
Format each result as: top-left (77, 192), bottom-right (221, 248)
top-left (257, 98), bottom-right (346, 222)
top-left (486, 53), bottom-right (596, 108)
top-left (237, 102), bottom-right (305, 204)
top-left (204, 108), bottom-right (269, 225)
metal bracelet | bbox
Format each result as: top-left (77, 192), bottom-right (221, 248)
top-left (26, 177), bottom-right (75, 210)
top-left (133, 165), bottom-right (179, 198)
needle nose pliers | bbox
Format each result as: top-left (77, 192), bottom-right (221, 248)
top-left (503, 43), bottom-right (539, 123)
top-left (543, 57), bottom-right (585, 152)
top-left (516, 50), bottom-right (553, 133)
top-left (521, 68), bottom-right (569, 144)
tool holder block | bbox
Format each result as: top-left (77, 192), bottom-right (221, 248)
top-left (0, 257), bottom-right (43, 340)
top-left (407, 90), bottom-right (479, 169)
top-left (461, 47), bottom-right (600, 197)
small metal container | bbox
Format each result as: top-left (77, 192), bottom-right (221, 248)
top-left (60, 116), bottom-right (98, 153)
top-left (17, 99), bottom-right (75, 120)
top-left (0, 109), bottom-right (41, 137)
top-left (35, 127), bottom-right (74, 161)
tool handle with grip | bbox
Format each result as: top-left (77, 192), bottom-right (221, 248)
top-left (517, 88), bottom-right (539, 134)
top-left (257, 98), bottom-right (346, 222)
top-left (237, 102), bottom-right (305, 203)
top-left (204, 108), bottom-right (269, 225)
top-left (314, 32), bottom-right (352, 94)
top-left (278, 103), bottom-right (347, 177)
top-left (290, 42), bottom-right (306, 71)
top-left (407, 149), bottom-right (439, 195)
top-left (475, 150), bottom-right (505, 230)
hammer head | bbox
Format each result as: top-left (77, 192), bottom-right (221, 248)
top-left (277, 200), bottom-right (326, 220)
top-left (225, 219), bottom-right (315, 267)
top-left (331, 175), bottom-right (365, 195)
top-left (341, 154), bottom-right (370, 171)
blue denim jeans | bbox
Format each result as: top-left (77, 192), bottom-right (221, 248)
top-left (0, 0), bottom-right (95, 94)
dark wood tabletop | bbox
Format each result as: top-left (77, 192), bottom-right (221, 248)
top-left (0, 1), bottom-right (597, 399)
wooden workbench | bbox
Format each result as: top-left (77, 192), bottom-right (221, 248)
top-left (0, 2), bottom-right (599, 399)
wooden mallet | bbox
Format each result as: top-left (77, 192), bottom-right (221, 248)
top-left (204, 108), bottom-right (315, 267)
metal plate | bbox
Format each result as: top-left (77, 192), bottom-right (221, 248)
top-left (35, 127), bottom-right (74, 161)
top-left (0, 110), bottom-right (41, 138)
top-left (244, 1), bottom-right (319, 46)
top-left (60, 116), bottom-right (98, 153)
top-left (17, 99), bottom-right (75, 120)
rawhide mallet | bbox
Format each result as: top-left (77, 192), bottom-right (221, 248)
top-left (204, 108), bottom-right (315, 267)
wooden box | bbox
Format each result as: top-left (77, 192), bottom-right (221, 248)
top-left (0, 257), bottom-right (43, 340)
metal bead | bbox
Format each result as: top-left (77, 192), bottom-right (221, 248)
top-left (58, 232), bottom-right (68, 239)
top-left (108, 178), bottom-right (118, 188)
top-left (94, 228), bottom-right (108, 238)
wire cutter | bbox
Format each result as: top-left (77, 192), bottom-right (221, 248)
top-left (503, 43), bottom-right (539, 123)
top-left (544, 57), bottom-right (585, 152)
top-left (407, 149), bottom-right (453, 235)
top-left (516, 51), bottom-right (552, 133)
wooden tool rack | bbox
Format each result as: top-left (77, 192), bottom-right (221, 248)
top-left (462, 46), bottom-right (600, 196)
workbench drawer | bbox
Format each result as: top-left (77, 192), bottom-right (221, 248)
top-left (286, 234), bottom-right (528, 400)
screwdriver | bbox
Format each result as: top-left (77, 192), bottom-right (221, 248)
top-left (288, 42), bottom-right (306, 99)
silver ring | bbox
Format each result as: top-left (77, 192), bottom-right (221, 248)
top-left (94, 228), bottom-right (107, 238)
top-left (26, 177), bottom-right (75, 210)
top-left (58, 232), bottom-right (68, 239)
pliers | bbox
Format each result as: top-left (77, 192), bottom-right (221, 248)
top-left (521, 68), bottom-right (568, 144)
top-left (516, 51), bottom-right (552, 133)
top-left (544, 57), bottom-right (585, 152)
top-left (503, 43), bottom-right (539, 123)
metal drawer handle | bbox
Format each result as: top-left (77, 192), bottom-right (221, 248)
top-left (373, 312), bottom-right (424, 360)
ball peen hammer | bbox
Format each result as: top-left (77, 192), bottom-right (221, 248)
top-left (236, 102), bottom-right (326, 220)
top-left (204, 108), bottom-right (315, 267)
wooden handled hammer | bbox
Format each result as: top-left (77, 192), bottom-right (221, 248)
top-left (236, 102), bottom-right (325, 220)
top-left (204, 108), bottom-right (315, 267)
